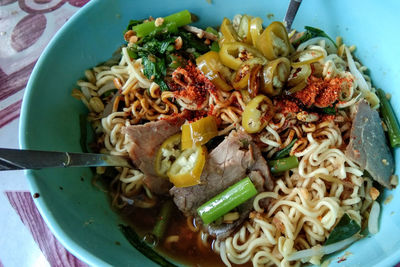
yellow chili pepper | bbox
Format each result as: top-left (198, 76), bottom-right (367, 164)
top-left (232, 63), bottom-right (251, 90)
top-left (256, 21), bottom-right (290, 60)
top-left (250, 17), bottom-right (263, 47)
top-left (155, 133), bottom-right (182, 178)
top-left (287, 64), bottom-right (311, 87)
top-left (181, 116), bottom-right (218, 150)
top-left (220, 18), bottom-right (239, 44)
top-left (219, 42), bottom-right (265, 70)
top-left (238, 15), bottom-right (253, 44)
top-left (196, 51), bottom-right (232, 91)
top-left (291, 49), bottom-right (324, 68)
top-left (242, 95), bottom-right (274, 133)
top-left (261, 57), bottom-right (291, 96)
top-left (167, 145), bottom-right (207, 187)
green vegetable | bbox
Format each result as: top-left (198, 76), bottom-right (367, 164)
top-left (124, 19), bottom-right (143, 34)
top-left (321, 106), bottom-right (336, 115)
top-left (197, 177), bottom-right (257, 224)
top-left (141, 54), bottom-right (169, 91)
top-left (292, 26), bottom-right (336, 48)
top-left (268, 156), bottom-right (299, 174)
top-left (119, 225), bottom-right (177, 267)
top-left (205, 26), bottom-right (219, 36)
top-left (377, 88), bottom-right (400, 147)
top-left (210, 41), bottom-right (220, 52)
top-left (132, 10), bottom-right (192, 38)
top-left (272, 138), bottom-right (297, 160)
top-left (325, 213), bottom-right (361, 245)
top-left (152, 200), bottom-right (173, 241)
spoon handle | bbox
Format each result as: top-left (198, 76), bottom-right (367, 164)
top-left (0, 148), bottom-right (132, 171)
top-left (284, 0), bottom-right (302, 31)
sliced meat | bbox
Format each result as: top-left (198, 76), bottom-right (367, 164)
top-left (346, 100), bottom-right (394, 188)
top-left (170, 130), bottom-right (273, 239)
top-left (126, 117), bottom-right (184, 194)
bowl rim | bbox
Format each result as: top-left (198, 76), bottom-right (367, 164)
top-left (18, 0), bottom-right (400, 266)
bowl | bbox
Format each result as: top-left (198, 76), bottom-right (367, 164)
top-left (19, 0), bottom-right (400, 266)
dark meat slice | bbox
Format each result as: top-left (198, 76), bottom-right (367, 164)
top-left (126, 118), bottom-right (184, 194)
top-left (170, 130), bottom-right (273, 239)
top-left (346, 100), bottom-right (394, 188)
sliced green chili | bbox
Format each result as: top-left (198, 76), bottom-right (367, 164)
top-left (377, 88), bottom-right (400, 147)
top-left (152, 200), bottom-right (173, 241)
top-left (197, 177), bottom-right (257, 224)
top-left (268, 156), bottom-right (299, 174)
top-left (272, 138), bottom-right (298, 160)
top-left (132, 10), bottom-right (192, 37)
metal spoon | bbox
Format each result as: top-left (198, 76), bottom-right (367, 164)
top-left (0, 148), bottom-right (131, 171)
top-left (283, 0), bottom-right (302, 32)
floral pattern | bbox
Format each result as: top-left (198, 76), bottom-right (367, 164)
top-left (0, 0), bottom-right (89, 128)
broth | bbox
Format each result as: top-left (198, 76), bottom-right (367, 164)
top-left (121, 200), bottom-right (248, 267)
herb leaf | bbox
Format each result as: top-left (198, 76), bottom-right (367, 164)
top-left (325, 214), bottom-right (361, 245)
top-left (292, 26), bottom-right (337, 48)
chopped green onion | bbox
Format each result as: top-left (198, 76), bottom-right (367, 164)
top-left (268, 156), bottom-right (299, 174)
top-left (272, 138), bottom-right (297, 160)
top-left (132, 10), bottom-right (192, 38)
top-left (197, 177), bottom-right (257, 224)
top-left (377, 88), bottom-right (400, 147)
top-left (325, 213), bottom-right (360, 245)
top-left (152, 200), bottom-right (173, 241)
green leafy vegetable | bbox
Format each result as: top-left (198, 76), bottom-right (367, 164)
top-left (119, 224), bottom-right (177, 267)
top-left (210, 41), bottom-right (220, 52)
top-left (292, 26), bottom-right (337, 48)
top-left (197, 177), bottom-right (257, 224)
top-left (272, 138), bottom-right (297, 160)
top-left (321, 106), bottom-right (336, 115)
top-left (325, 213), bottom-right (361, 245)
top-left (377, 88), bottom-right (400, 147)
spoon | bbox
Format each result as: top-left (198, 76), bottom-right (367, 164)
top-left (283, 0), bottom-right (302, 31)
top-left (0, 148), bottom-right (131, 171)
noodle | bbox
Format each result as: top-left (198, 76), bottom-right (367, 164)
top-left (72, 14), bottom-right (389, 267)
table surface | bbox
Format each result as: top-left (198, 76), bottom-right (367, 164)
top-left (0, 1), bottom-right (88, 266)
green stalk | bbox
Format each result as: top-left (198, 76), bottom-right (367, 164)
top-left (272, 138), bottom-right (298, 160)
top-left (132, 10), bottom-right (192, 37)
top-left (268, 156), bottom-right (299, 174)
top-left (197, 177), bottom-right (257, 224)
top-left (377, 88), bottom-right (400, 147)
top-left (152, 200), bottom-right (173, 241)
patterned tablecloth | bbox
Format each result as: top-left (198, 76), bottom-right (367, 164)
top-left (0, 1), bottom-right (88, 266)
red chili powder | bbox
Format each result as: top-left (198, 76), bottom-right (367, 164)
top-left (275, 99), bottom-right (301, 114)
top-left (171, 62), bottom-right (216, 108)
top-left (294, 75), bottom-right (347, 108)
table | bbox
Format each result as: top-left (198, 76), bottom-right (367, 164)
top-left (0, 1), bottom-right (88, 266)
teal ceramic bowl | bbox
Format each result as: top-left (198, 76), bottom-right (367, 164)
top-left (20, 0), bottom-right (400, 266)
